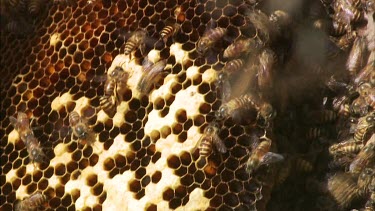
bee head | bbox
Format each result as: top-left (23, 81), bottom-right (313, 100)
top-left (197, 39), bottom-right (209, 54)
top-left (215, 106), bottom-right (228, 120)
top-left (260, 104), bottom-right (276, 121)
top-left (31, 148), bottom-right (46, 163)
top-left (76, 125), bottom-right (88, 138)
top-left (365, 114), bottom-right (375, 124)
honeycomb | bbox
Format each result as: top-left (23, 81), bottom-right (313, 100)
top-left (1, 0), bottom-right (374, 210)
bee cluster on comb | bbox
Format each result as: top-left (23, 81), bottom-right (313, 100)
top-left (0, 0), bottom-right (374, 210)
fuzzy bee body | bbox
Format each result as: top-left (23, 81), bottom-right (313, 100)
top-left (294, 157), bottom-right (314, 173)
top-left (358, 83), bottom-right (375, 109)
top-left (327, 172), bottom-right (360, 208)
top-left (160, 23), bottom-right (179, 43)
top-left (216, 93), bottom-right (275, 125)
top-left (196, 27), bottom-right (227, 55)
top-left (223, 59), bottom-right (244, 74)
top-left (69, 111), bottom-right (96, 146)
top-left (223, 38), bottom-right (258, 59)
top-left (9, 112), bottom-right (47, 164)
top-left (28, 0), bottom-right (43, 15)
top-left (258, 48), bottom-right (276, 92)
top-left (100, 66), bottom-right (128, 116)
top-left (329, 139), bottom-right (364, 155)
top-left (196, 123), bottom-right (227, 162)
top-left (124, 30), bottom-right (147, 56)
top-left (353, 112), bottom-right (375, 143)
top-left (246, 136), bottom-right (284, 174)
top-left (15, 191), bottom-right (47, 211)
top-left (350, 140), bottom-right (375, 173)
top-left (333, 0), bottom-right (363, 25)
top-left (308, 109), bottom-right (338, 125)
top-left (306, 127), bottom-right (329, 140)
top-left (347, 36), bottom-right (367, 77)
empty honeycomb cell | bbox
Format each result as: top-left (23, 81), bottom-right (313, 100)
top-left (86, 173), bottom-right (98, 187)
top-left (151, 151), bottom-right (161, 163)
top-left (32, 170), bottom-right (43, 183)
top-left (8, 151), bottom-right (19, 163)
top-left (167, 154), bottom-right (181, 169)
top-left (180, 174), bottom-right (194, 186)
top-left (54, 163), bottom-right (67, 176)
top-left (103, 157), bottom-right (115, 171)
top-left (26, 182), bottom-right (37, 194)
top-left (175, 166), bottom-right (188, 176)
top-left (141, 175), bottom-right (151, 187)
top-left (78, 158), bottom-right (89, 169)
top-left (210, 195), bottom-right (223, 208)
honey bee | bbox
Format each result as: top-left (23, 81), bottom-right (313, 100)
top-left (347, 36), bottom-right (367, 77)
top-left (196, 27), bottom-right (227, 55)
top-left (357, 83), bottom-right (375, 109)
top-left (329, 138), bottom-right (364, 156)
top-left (269, 10), bottom-right (292, 28)
top-left (353, 112), bottom-right (375, 142)
top-left (137, 58), bottom-right (167, 95)
top-left (307, 109), bottom-right (338, 125)
top-left (216, 93), bottom-right (275, 126)
top-left (330, 30), bottom-right (357, 50)
top-left (354, 63), bottom-right (375, 86)
top-left (349, 135), bottom-right (375, 173)
top-left (195, 122), bottom-right (227, 164)
top-left (327, 172), bottom-right (361, 208)
top-left (124, 30), bottom-right (148, 56)
top-left (357, 168), bottom-right (375, 193)
top-left (10, 112), bottom-right (47, 165)
top-left (306, 126), bottom-right (329, 140)
top-left (246, 135), bottom-right (284, 174)
top-left (223, 59), bottom-right (244, 74)
top-left (160, 22), bottom-right (180, 43)
top-left (351, 96), bottom-right (369, 116)
top-left (15, 191), bottom-right (47, 211)
top-left (99, 65), bottom-right (129, 117)
top-left (247, 9), bottom-right (275, 43)
top-left (28, 0), bottom-right (43, 16)
top-left (257, 48), bottom-right (276, 92)
top-left (333, 96), bottom-right (351, 117)
top-left (223, 38), bottom-right (259, 59)
top-left (69, 111), bottom-right (96, 146)
top-left (332, 0), bottom-right (363, 26)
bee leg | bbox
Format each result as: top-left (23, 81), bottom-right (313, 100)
top-left (140, 43), bottom-right (146, 56)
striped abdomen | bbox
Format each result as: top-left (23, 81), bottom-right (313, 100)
top-left (329, 140), bottom-right (364, 155)
top-left (347, 36), bottom-right (366, 77)
top-left (15, 192), bottom-right (47, 211)
top-left (199, 137), bottom-right (213, 157)
top-left (28, 0), bottom-right (42, 15)
top-left (223, 38), bottom-right (255, 59)
top-left (223, 59), bottom-right (244, 74)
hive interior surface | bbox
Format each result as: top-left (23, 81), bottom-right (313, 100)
top-left (1, 0), bottom-right (375, 210)
top-left (0, 0), bottom-right (270, 210)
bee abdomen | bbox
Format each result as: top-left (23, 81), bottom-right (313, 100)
top-left (207, 27), bottom-right (227, 40)
top-left (100, 96), bottom-right (116, 117)
top-left (224, 59), bottom-right (244, 74)
top-left (295, 158), bottom-right (313, 172)
top-left (329, 141), bottom-right (364, 155)
top-left (199, 139), bottom-right (212, 157)
top-left (69, 111), bottom-right (80, 126)
top-left (124, 42), bottom-right (136, 55)
top-left (28, 0), bottom-right (42, 15)
top-left (160, 25), bottom-right (176, 42)
top-left (306, 127), bottom-right (325, 140)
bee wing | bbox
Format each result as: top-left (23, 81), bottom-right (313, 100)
top-left (260, 152), bottom-right (284, 165)
top-left (213, 136), bottom-right (227, 153)
top-left (92, 75), bottom-right (108, 83)
top-left (9, 116), bottom-right (18, 127)
top-left (142, 55), bottom-right (154, 72)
